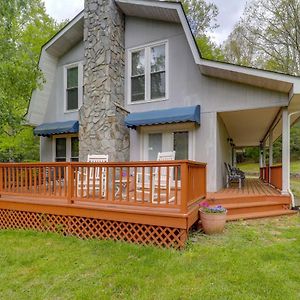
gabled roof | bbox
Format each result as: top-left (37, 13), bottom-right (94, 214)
top-left (43, 11), bottom-right (84, 58)
top-left (116, 0), bottom-right (300, 96)
top-left (27, 0), bottom-right (300, 126)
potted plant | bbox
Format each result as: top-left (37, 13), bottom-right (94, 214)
top-left (199, 201), bottom-right (227, 234)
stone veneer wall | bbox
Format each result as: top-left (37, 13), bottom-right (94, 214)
top-left (79, 0), bottom-right (129, 161)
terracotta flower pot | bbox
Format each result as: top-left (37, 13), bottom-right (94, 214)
top-left (199, 209), bottom-right (227, 234)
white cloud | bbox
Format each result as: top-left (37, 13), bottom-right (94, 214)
top-left (44, 0), bottom-right (84, 22)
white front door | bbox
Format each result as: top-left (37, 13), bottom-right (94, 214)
top-left (143, 129), bottom-right (193, 161)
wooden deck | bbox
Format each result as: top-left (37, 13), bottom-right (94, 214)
top-left (0, 161), bottom-right (206, 249)
top-left (207, 179), bottom-right (295, 220)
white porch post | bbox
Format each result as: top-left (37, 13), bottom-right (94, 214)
top-left (281, 108), bottom-right (290, 195)
top-left (233, 148), bottom-right (237, 167)
top-left (262, 142), bottom-right (266, 167)
top-left (269, 129), bottom-right (273, 183)
top-left (259, 143), bottom-right (263, 168)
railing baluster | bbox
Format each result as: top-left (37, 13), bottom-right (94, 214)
top-left (157, 167), bottom-right (161, 205)
top-left (149, 166), bottom-right (153, 204)
top-left (166, 166), bottom-right (170, 204)
top-left (112, 167), bottom-right (116, 201)
top-left (126, 167), bottom-right (130, 201)
top-left (134, 167), bottom-right (137, 202)
top-left (105, 167), bottom-right (109, 201)
top-left (99, 166), bottom-right (102, 200)
top-left (175, 165), bottom-right (178, 205)
top-left (92, 166), bottom-right (96, 200)
top-left (142, 166), bottom-right (145, 203)
top-left (87, 165), bottom-right (90, 199)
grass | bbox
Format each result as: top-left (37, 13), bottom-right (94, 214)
top-left (238, 161), bottom-right (300, 174)
top-left (0, 216), bottom-right (300, 299)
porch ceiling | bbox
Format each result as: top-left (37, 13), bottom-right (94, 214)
top-left (219, 107), bottom-right (280, 147)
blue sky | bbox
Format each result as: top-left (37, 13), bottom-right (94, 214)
top-left (44, 0), bottom-right (247, 44)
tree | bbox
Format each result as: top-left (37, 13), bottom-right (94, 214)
top-left (0, 0), bottom-right (64, 161)
top-left (177, 0), bottom-right (224, 60)
top-left (223, 0), bottom-right (300, 74)
top-left (181, 0), bottom-right (219, 36)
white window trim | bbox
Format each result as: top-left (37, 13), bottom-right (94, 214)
top-left (63, 61), bottom-right (83, 113)
top-left (127, 40), bottom-right (169, 105)
top-left (52, 134), bottom-right (79, 162)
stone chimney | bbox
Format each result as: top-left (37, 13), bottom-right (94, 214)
top-left (79, 0), bottom-right (129, 161)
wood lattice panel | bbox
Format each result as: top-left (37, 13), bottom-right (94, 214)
top-left (0, 209), bottom-right (187, 249)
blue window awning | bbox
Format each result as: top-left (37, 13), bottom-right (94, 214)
top-left (125, 105), bottom-right (200, 129)
top-left (34, 120), bottom-right (79, 137)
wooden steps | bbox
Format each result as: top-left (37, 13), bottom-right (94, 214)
top-left (208, 196), bottom-right (295, 221)
top-left (207, 179), bottom-right (295, 221)
top-left (226, 209), bottom-right (297, 221)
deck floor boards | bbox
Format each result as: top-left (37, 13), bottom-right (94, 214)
top-left (208, 179), bottom-right (281, 200)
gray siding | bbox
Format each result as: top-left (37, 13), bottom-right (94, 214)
top-left (124, 16), bottom-right (289, 192)
top-left (41, 41), bottom-right (84, 162)
top-left (43, 41), bottom-right (84, 123)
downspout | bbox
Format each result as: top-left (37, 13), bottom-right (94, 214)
top-left (288, 111), bottom-right (300, 208)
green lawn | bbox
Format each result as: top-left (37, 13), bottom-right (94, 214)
top-left (0, 216), bottom-right (300, 299)
top-left (238, 161), bottom-right (300, 174)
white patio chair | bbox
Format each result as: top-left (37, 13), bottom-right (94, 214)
top-left (136, 151), bottom-right (176, 203)
top-left (77, 154), bottom-right (109, 198)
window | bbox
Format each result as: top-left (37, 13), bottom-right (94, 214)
top-left (55, 138), bottom-right (67, 162)
top-left (66, 67), bottom-right (78, 110)
top-left (129, 41), bottom-right (167, 103)
top-left (64, 62), bottom-right (83, 112)
top-left (53, 136), bottom-right (79, 162)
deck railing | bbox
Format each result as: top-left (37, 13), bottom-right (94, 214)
top-left (259, 165), bottom-right (282, 191)
top-left (269, 165), bottom-right (282, 190)
top-left (0, 161), bottom-right (206, 213)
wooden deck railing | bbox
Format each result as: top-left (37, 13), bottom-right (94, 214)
top-left (0, 161), bottom-right (206, 213)
top-left (270, 165), bottom-right (282, 190)
top-left (259, 165), bottom-right (282, 190)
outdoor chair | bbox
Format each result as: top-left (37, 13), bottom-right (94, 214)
top-left (228, 163), bottom-right (245, 179)
top-left (77, 154), bottom-right (109, 197)
top-left (136, 151), bottom-right (176, 203)
top-left (224, 162), bottom-right (245, 189)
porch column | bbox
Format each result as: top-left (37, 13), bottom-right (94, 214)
top-left (262, 142), bottom-right (266, 167)
top-left (259, 143), bottom-right (264, 168)
top-left (268, 129), bottom-right (273, 183)
top-left (281, 108), bottom-right (290, 195)
top-left (232, 148), bottom-right (237, 167)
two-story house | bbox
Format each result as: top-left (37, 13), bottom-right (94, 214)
top-left (27, 0), bottom-right (300, 196)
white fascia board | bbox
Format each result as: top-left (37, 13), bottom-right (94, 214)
top-left (43, 11), bottom-right (84, 52)
top-left (199, 58), bottom-right (300, 95)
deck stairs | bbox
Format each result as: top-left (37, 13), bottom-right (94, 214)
top-left (207, 179), bottom-right (297, 221)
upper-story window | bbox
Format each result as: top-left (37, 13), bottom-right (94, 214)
top-left (129, 41), bottom-right (168, 103)
top-left (64, 62), bottom-right (83, 112)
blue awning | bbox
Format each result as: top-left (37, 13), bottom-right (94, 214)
top-left (34, 120), bottom-right (79, 137)
top-left (125, 105), bottom-right (200, 129)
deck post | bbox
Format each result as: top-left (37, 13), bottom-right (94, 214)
top-left (232, 148), bottom-right (237, 167)
top-left (281, 108), bottom-right (290, 195)
top-left (268, 129), bottom-right (273, 184)
top-left (180, 162), bottom-right (189, 214)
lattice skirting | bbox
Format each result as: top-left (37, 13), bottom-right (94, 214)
top-left (0, 209), bottom-right (187, 249)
